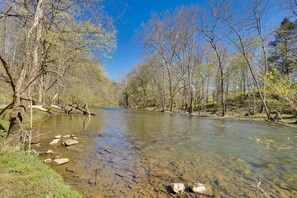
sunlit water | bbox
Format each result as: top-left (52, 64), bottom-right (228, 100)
top-left (33, 107), bottom-right (297, 197)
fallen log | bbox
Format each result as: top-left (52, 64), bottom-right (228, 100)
top-left (63, 103), bottom-right (95, 115)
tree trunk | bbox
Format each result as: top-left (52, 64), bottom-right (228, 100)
top-left (38, 75), bottom-right (45, 105)
top-left (6, 0), bottom-right (44, 146)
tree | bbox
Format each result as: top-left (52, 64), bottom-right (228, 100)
top-left (269, 18), bottom-right (297, 76)
top-left (0, 0), bottom-right (116, 147)
top-left (198, 0), bottom-right (228, 116)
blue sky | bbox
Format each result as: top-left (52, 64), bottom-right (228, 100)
top-left (104, 0), bottom-right (287, 81)
top-left (104, 0), bottom-right (204, 81)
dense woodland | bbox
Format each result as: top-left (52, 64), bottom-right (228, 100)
top-left (0, 0), bottom-right (118, 145)
top-left (120, 0), bottom-right (297, 120)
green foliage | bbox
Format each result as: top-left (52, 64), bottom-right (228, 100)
top-left (0, 151), bottom-right (81, 197)
top-left (266, 69), bottom-right (297, 111)
top-left (269, 18), bottom-right (297, 75)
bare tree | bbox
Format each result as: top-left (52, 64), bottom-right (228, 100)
top-left (198, 0), bottom-right (227, 116)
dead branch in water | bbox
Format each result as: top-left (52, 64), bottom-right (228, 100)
top-left (257, 181), bottom-right (269, 198)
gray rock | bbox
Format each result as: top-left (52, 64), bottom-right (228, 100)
top-left (54, 135), bottom-right (61, 139)
top-left (44, 158), bottom-right (52, 164)
top-left (170, 183), bottom-right (185, 194)
top-left (54, 158), bottom-right (69, 165)
top-left (63, 135), bottom-right (71, 138)
top-left (62, 139), bottom-right (79, 146)
top-left (50, 139), bottom-right (60, 145)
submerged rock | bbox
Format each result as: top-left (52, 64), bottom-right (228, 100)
top-left (44, 158), bottom-right (52, 164)
top-left (50, 139), bottom-right (60, 145)
top-left (46, 150), bottom-right (54, 154)
top-left (170, 183), bottom-right (185, 194)
top-left (62, 139), bottom-right (79, 146)
top-left (54, 135), bottom-right (61, 139)
top-left (54, 158), bottom-right (69, 165)
top-left (190, 183), bottom-right (213, 196)
top-left (66, 166), bottom-right (76, 173)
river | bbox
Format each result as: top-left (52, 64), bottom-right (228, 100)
top-left (33, 107), bottom-right (297, 197)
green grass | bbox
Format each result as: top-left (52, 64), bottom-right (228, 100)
top-left (0, 150), bottom-right (81, 198)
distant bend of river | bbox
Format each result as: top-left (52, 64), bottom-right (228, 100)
top-left (34, 107), bottom-right (297, 197)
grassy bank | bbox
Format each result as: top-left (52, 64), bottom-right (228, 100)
top-left (0, 150), bottom-right (81, 198)
top-left (0, 108), bottom-right (82, 197)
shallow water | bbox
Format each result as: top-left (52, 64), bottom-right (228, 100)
top-left (34, 107), bottom-right (297, 197)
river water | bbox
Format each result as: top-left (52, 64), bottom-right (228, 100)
top-left (33, 107), bottom-right (297, 197)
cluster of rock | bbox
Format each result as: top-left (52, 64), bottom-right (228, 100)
top-left (170, 182), bottom-right (213, 196)
top-left (44, 134), bottom-right (79, 166)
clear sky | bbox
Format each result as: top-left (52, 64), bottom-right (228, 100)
top-left (104, 0), bottom-right (287, 81)
top-left (104, 0), bottom-right (204, 81)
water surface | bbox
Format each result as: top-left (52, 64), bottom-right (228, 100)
top-left (34, 108), bottom-right (297, 197)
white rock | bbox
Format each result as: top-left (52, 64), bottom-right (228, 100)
top-left (62, 139), bottom-right (79, 146)
top-left (190, 183), bottom-right (213, 196)
top-left (73, 137), bottom-right (78, 140)
top-left (63, 135), bottom-right (71, 138)
top-left (170, 183), bottom-right (185, 194)
top-left (71, 134), bottom-right (76, 137)
top-left (191, 183), bottom-right (207, 193)
top-left (50, 139), bottom-right (60, 145)
top-left (46, 150), bottom-right (54, 154)
top-left (54, 135), bottom-right (61, 139)
top-left (54, 158), bottom-right (69, 165)
top-left (44, 158), bottom-right (52, 164)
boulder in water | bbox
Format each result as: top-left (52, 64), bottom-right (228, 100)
top-left (54, 135), bottom-right (61, 139)
top-left (62, 139), bottom-right (79, 146)
top-left (50, 139), bottom-right (60, 145)
top-left (54, 158), bottom-right (69, 165)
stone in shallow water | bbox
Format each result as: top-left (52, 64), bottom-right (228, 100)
top-left (54, 135), bottom-right (61, 139)
top-left (170, 183), bottom-right (185, 194)
top-left (63, 135), bottom-right (71, 138)
top-left (190, 183), bottom-right (213, 196)
top-left (46, 150), bottom-right (54, 154)
top-left (44, 158), bottom-right (52, 164)
top-left (50, 139), bottom-right (60, 145)
top-left (62, 139), bottom-right (79, 146)
top-left (54, 158), bottom-right (69, 165)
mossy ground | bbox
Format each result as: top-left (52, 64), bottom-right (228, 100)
top-left (0, 150), bottom-right (81, 198)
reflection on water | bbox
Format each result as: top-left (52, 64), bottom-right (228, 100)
top-left (34, 108), bottom-right (297, 197)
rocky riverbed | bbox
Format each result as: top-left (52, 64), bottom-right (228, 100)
top-left (33, 108), bottom-right (297, 197)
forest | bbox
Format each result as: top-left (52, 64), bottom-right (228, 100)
top-left (0, 0), bottom-right (119, 146)
top-left (120, 0), bottom-right (297, 122)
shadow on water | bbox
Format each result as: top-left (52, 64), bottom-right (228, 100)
top-left (34, 108), bottom-right (297, 197)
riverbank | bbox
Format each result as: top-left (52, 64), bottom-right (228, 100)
top-left (0, 109), bottom-right (82, 197)
top-left (144, 107), bottom-right (297, 128)
top-left (0, 150), bottom-right (81, 197)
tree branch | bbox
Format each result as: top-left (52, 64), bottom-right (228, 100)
top-left (0, 54), bottom-right (15, 92)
